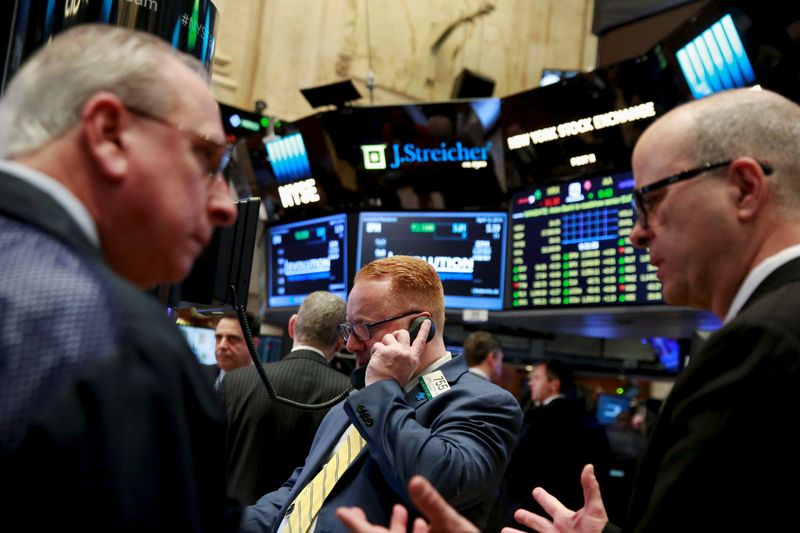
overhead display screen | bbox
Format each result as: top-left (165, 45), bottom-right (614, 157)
top-left (357, 211), bottom-right (508, 310)
top-left (267, 213), bottom-right (348, 308)
top-left (509, 171), bottom-right (663, 309)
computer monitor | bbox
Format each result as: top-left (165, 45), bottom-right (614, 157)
top-left (596, 394), bottom-right (630, 426)
top-left (356, 210), bottom-right (508, 310)
top-left (266, 213), bottom-right (349, 308)
top-left (178, 325), bottom-right (217, 366)
top-left (648, 336), bottom-right (682, 372)
top-left (178, 197), bottom-right (260, 309)
top-left (674, 13), bottom-right (757, 99)
top-left (264, 132), bottom-right (313, 184)
top-left (508, 170), bottom-right (662, 309)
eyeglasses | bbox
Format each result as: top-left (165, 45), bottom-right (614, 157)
top-left (338, 310), bottom-right (422, 342)
top-left (126, 105), bottom-right (233, 180)
top-left (632, 160), bottom-right (773, 229)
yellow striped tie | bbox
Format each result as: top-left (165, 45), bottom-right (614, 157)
top-left (286, 424), bottom-right (367, 533)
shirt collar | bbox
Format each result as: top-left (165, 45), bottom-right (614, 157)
top-left (724, 244), bottom-right (800, 323)
top-left (291, 344), bottom-right (328, 360)
top-left (469, 366), bottom-right (490, 380)
top-left (0, 159), bottom-right (100, 247)
top-left (542, 394), bottom-right (564, 406)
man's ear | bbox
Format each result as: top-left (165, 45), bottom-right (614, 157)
top-left (730, 157), bottom-right (769, 223)
top-left (333, 337), bottom-right (344, 354)
top-left (287, 314), bottom-right (297, 339)
top-left (80, 92), bottom-right (130, 181)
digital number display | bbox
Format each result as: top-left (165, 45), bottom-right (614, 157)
top-left (509, 171), bottom-right (662, 308)
top-left (267, 213), bottom-right (348, 308)
top-left (357, 211), bottom-right (508, 310)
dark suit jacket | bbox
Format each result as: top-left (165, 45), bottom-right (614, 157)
top-left (621, 257), bottom-right (800, 532)
top-left (219, 349), bottom-right (351, 504)
top-left (0, 170), bottom-right (239, 531)
top-left (240, 355), bottom-right (523, 533)
top-left (502, 397), bottom-right (611, 529)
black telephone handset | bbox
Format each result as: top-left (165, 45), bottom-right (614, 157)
top-left (408, 316), bottom-right (436, 343)
top-left (351, 317), bottom-right (436, 390)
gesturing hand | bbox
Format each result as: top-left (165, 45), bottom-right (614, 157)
top-left (502, 464), bottom-right (609, 533)
top-left (337, 475), bottom-right (479, 533)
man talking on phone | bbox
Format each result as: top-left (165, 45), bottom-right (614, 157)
top-left (240, 255), bottom-right (522, 532)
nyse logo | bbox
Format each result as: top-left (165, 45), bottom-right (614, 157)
top-left (278, 179), bottom-right (321, 208)
top-left (361, 144), bottom-right (388, 170)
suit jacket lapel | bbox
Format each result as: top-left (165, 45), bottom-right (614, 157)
top-left (740, 256), bottom-right (800, 314)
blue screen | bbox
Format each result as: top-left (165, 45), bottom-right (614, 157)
top-left (596, 394), bottom-right (630, 425)
top-left (676, 13), bottom-right (756, 99)
top-left (649, 336), bottom-right (681, 372)
top-left (356, 211), bottom-right (508, 310)
top-left (178, 325), bottom-right (217, 365)
top-left (265, 132), bottom-right (313, 183)
top-left (267, 213), bottom-right (348, 308)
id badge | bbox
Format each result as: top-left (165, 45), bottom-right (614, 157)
top-left (419, 370), bottom-right (451, 399)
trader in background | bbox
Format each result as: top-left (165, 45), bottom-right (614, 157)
top-left (220, 291), bottom-right (351, 504)
top-left (213, 312), bottom-right (259, 387)
top-left (0, 25), bottom-right (239, 529)
top-left (463, 330), bottom-right (504, 383)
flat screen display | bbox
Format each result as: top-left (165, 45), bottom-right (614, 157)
top-left (178, 325), bottom-right (217, 366)
top-left (596, 394), bottom-right (630, 425)
top-left (313, 100), bottom-right (507, 210)
top-left (501, 48), bottom-right (690, 189)
top-left (356, 211), bottom-right (508, 310)
top-left (267, 213), bottom-right (348, 308)
top-left (675, 13), bottom-right (756, 99)
top-left (648, 336), bottom-right (681, 372)
top-left (265, 132), bottom-right (313, 184)
top-left (508, 170), bottom-right (663, 309)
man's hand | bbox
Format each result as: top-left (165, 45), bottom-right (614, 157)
top-left (337, 475), bottom-right (479, 533)
top-left (502, 464), bottom-right (609, 533)
top-left (365, 319), bottom-right (431, 387)
top-left (337, 504), bottom-right (409, 533)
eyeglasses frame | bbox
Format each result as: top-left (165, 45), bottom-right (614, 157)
top-left (632, 159), bottom-right (773, 229)
top-left (338, 310), bottom-right (423, 342)
top-left (126, 105), bottom-right (233, 180)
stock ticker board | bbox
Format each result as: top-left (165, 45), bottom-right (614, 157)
top-left (509, 171), bottom-right (663, 309)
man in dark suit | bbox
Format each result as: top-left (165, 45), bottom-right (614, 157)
top-left (463, 330), bottom-right (504, 383)
top-left (507, 88), bottom-right (800, 532)
top-left (240, 255), bottom-right (522, 532)
top-left (337, 90), bottom-right (800, 533)
top-left (220, 291), bottom-right (351, 504)
top-left (211, 311), bottom-right (260, 388)
top-left (0, 25), bottom-right (239, 529)
top-left (501, 360), bottom-right (610, 531)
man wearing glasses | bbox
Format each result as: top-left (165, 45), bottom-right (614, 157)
top-left (241, 255), bottom-right (522, 532)
top-left (0, 25), bottom-right (238, 529)
top-left (509, 88), bottom-right (800, 533)
top-left (337, 90), bottom-right (800, 533)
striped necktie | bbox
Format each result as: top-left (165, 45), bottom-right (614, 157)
top-left (286, 424), bottom-right (367, 533)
